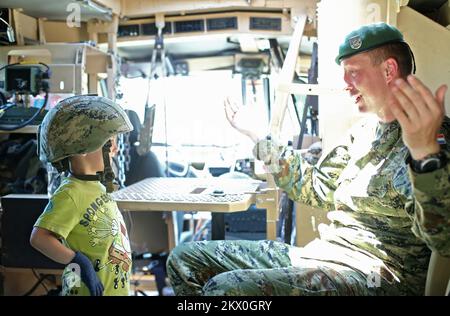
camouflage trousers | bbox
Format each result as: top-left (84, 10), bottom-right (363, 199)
top-left (166, 240), bottom-right (401, 296)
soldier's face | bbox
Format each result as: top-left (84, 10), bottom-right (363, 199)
top-left (342, 52), bottom-right (393, 121)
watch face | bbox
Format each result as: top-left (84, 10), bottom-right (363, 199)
top-left (420, 157), bottom-right (441, 173)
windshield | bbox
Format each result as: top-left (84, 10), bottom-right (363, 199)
top-left (119, 70), bottom-right (300, 168)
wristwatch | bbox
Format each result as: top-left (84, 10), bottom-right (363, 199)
top-left (409, 151), bottom-right (448, 173)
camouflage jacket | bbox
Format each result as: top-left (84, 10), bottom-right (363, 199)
top-left (262, 116), bottom-right (450, 290)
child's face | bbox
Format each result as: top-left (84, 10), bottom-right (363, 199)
top-left (110, 136), bottom-right (118, 158)
top-left (84, 147), bottom-right (105, 172)
top-left (83, 137), bottom-right (118, 172)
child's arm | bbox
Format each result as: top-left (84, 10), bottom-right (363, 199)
top-left (30, 227), bottom-right (75, 264)
top-left (30, 227), bottom-right (104, 296)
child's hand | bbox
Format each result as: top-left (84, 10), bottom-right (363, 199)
top-left (71, 251), bottom-right (104, 296)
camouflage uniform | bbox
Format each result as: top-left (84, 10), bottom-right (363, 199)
top-left (167, 116), bottom-right (450, 296)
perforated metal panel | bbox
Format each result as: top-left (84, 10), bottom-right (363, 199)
top-left (112, 178), bottom-right (261, 212)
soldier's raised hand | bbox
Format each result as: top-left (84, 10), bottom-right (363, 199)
top-left (390, 75), bottom-right (447, 159)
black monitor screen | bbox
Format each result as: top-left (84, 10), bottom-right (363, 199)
top-left (1, 194), bottom-right (65, 269)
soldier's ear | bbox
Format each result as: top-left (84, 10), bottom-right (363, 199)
top-left (384, 58), bottom-right (399, 83)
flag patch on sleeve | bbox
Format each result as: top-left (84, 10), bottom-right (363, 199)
top-left (437, 134), bottom-right (446, 145)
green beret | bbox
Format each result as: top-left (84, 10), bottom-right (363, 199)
top-left (335, 22), bottom-right (405, 65)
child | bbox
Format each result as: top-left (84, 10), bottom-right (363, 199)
top-left (30, 95), bottom-right (133, 296)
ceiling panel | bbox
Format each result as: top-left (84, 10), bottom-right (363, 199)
top-left (0, 0), bottom-right (111, 21)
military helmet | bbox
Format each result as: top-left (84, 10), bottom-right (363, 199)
top-left (38, 95), bottom-right (133, 164)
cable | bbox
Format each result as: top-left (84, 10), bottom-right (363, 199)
top-left (0, 16), bottom-right (15, 43)
top-left (0, 92), bottom-right (48, 131)
top-left (0, 62), bottom-right (50, 131)
top-left (163, 96), bottom-right (169, 176)
top-left (32, 269), bottom-right (49, 293)
top-left (22, 273), bottom-right (54, 296)
top-left (124, 209), bottom-right (134, 250)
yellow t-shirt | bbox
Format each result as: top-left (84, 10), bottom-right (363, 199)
top-left (34, 177), bottom-right (132, 296)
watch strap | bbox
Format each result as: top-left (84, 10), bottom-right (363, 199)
top-left (408, 151), bottom-right (448, 173)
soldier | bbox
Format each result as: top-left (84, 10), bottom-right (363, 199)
top-left (30, 95), bottom-right (134, 296)
top-left (166, 23), bottom-right (449, 296)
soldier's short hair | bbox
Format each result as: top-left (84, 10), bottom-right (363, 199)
top-left (366, 42), bottom-right (414, 78)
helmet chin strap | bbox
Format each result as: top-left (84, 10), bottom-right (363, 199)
top-left (98, 139), bottom-right (115, 193)
top-left (70, 140), bottom-right (116, 193)
top-left (69, 173), bottom-right (100, 181)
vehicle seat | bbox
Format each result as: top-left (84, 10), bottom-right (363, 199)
top-left (124, 110), bottom-right (165, 185)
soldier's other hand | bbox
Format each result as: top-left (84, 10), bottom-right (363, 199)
top-left (224, 96), bottom-right (259, 143)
